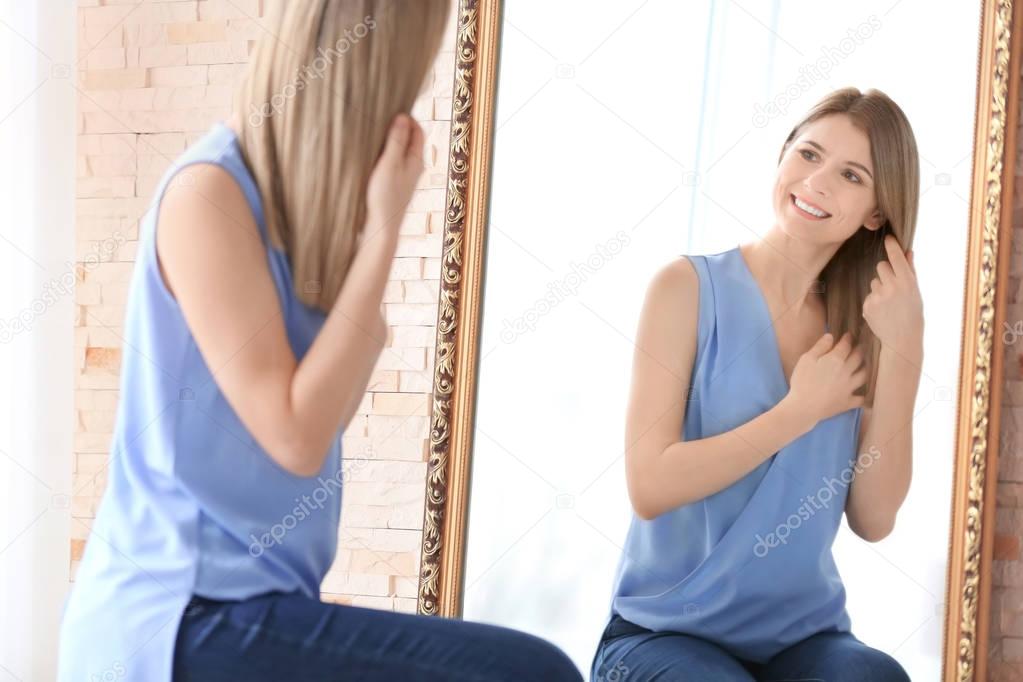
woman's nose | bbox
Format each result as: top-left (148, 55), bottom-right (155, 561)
top-left (803, 170), bottom-right (830, 197)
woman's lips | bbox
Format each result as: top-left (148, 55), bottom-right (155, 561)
top-left (791, 194), bottom-right (831, 220)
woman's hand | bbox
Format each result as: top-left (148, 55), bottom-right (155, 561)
top-left (862, 234), bottom-right (924, 355)
top-left (364, 113), bottom-right (426, 248)
top-left (786, 331), bottom-right (867, 427)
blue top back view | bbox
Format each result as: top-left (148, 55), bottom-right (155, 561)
top-left (606, 247), bottom-right (864, 664)
top-left (57, 122), bottom-right (345, 682)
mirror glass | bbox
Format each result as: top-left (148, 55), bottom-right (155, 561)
top-left (461, 2), bottom-right (980, 679)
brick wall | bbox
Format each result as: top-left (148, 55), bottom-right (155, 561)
top-left (991, 66), bottom-right (1023, 681)
top-left (72, 0), bottom-right (455, 613)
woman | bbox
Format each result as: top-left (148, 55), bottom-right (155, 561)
top-left (56, 3), bottom-right (581, 681)
top-left (590, 88), bottom-right (922, 681)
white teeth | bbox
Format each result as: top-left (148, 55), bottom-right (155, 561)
top-left (793, 195), bottom-right (828, 217)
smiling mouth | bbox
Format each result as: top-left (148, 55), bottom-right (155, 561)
top-left (790, 194), bottom-right (831, 219)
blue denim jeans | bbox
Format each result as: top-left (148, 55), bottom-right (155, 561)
top-left (173, 591), bottom-right (582, 681)
top-left (590, 614), bottom-right (910, 682)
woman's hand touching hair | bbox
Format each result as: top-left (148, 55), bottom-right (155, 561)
top-left (363, 113), bottom-right (426, 250)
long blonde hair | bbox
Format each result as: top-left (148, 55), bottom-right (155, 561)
top-left (778, 87), bottom-right (919, 408)
top-left (234, 0), bottom-right (451, 312)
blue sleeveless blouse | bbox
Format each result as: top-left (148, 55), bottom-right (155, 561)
top-left (57, 122), bottom-right (344, 681)
top-left (605, 247), bottom-right (863, 663)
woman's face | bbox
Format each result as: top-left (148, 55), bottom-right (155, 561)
top-left (773, 113), bottom-right (884, 245)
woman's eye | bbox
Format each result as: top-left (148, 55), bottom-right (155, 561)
top-left (800, 149), bottom-right (861, 183)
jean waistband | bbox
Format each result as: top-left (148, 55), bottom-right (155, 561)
top-left (600, 614), bottom-right (651, 644)
top-left (183, 590), bottom-right (305, 614)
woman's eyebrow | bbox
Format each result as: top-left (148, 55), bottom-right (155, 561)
top-left (803, 139), bottom-right (874, 180)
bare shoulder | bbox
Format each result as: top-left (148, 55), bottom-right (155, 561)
top-left (153, 161), bottom-right (284, 373)
top-left (155, 163), bottom-right (265, 299)
top-left (634, 256), bottom-right (700, 377)
top-left (647, 256), bottom-right (698, 301)
top-left (640, 256), bottom-right (700, 329)
top-left (157, 163), bottom-right (261, 243)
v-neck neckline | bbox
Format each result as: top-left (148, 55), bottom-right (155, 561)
top-left (733, 245), bottom-right (828, 395)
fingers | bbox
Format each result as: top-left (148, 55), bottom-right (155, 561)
top-left (883, 233), bottom-right (912, 279)
top-left (843, 344), bottom-right (865, 372)
top-left (395, 116), bottom-right (424, 172)
top-left (827, 331), bottom-right (854, 361)
top-left (875, 259), bottom-right (895, 287)
top-left (384, 114), bottom-right (411, 160)
top-left (407, 118), bottom-right (424, 161)
top-left (809, 331), bottom-right (836, 358)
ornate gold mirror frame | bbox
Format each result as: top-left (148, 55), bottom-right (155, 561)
top-left (416, 1), bottom-right (1022, 680)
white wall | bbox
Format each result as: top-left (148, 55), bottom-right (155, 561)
top-left (0, 1), bottom-right (75, 679)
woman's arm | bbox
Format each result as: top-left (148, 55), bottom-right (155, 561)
top-left (845, 235), bottom-right (923, 541)
top-left (333, 308), bottom-right (390, 436)
top-left (157, 164), bottom-right (396, 477)
top-left (291, 224), bottom-right (398, 461)
top-left (625, 258), bottom-right (817, 520)
top-left (845, 344), bottom-right (920, 542)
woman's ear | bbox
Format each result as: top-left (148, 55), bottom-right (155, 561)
top-left (864, 208), bottom-right (885, 231)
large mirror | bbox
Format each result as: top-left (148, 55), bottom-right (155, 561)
top-left (419, 1), bottom-right (1018, 680)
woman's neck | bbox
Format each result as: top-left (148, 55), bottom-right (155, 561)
top-left (739, 238), bottom-right (833, 315)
